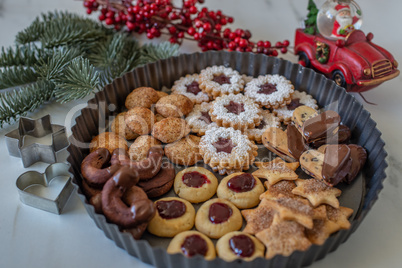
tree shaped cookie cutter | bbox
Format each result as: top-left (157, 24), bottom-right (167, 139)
top-left (5, 115), bottom-right (69, 167)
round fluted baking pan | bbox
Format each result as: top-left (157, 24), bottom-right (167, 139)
top-left (67, 51), bottom-right (387, 268)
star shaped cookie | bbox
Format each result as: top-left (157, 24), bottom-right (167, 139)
top-left (242, 198), bottom-right (277, 235)
top-left (260, 180), bottom-right (300, 200)
top-left (292, 178), bottom-right (342, 208)
top-left (256, 215), bottom-right (311, 259)
top-left (305, 218), bottom-right (341, 245)
top-left (326, 205), bottom-right (354, 230)
top-left (252, 165), bottom-right (298, 186)
top-left (262, 196), bottom-right (314, 229)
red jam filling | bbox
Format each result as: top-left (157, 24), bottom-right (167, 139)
top-left (258, 83), bottom-right (277, 95)
top-left (199, 111), bottom-right (212, 124)
top-left (213, 74), bottom-right (231, 85)
top-left (286, 98), bottom-right (302, 110)
top-left (227, 173), bottom-right (256, 193)
top-left (224, 101), bottom-right (245, 115)
top-left (186, 81), bottom-right (202, 95)
top-left (256, 119), bottom-right (267, 130)
top-left (180, 234), bottom-right (208, 257)
top-left (182, 171), bottom-right (210, 188)
top-left (229, 235), bottom-right (255, 258)
top-left (208, 202), bottom-right (232, 224)
top-left (156, 200), bottom-right (186, 220)
top-left (212, 137), bottom-right (234, 154)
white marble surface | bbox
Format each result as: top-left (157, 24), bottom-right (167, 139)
top-left (0, 0), bottom-right (402, 267)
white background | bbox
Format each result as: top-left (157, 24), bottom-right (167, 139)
top-left (0, 0), bottom-right (401, 267)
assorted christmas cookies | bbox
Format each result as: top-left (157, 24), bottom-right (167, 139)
top-left (195, 198), bottom-right (242, 239)
top-left (244, 74), bottom-right (294, 109)
top-left (199, 66), bottom-right (245, 98)
top-left (216, 231), bottom-right (265, 262)
top-left (171, 74), bottom-right (210, 104)
top-left (174, 167), bottom-right (218, 203)
top-left (79, 66), bottom-right (367, 263)
top-left (147, 197), bottom-right (195, 237)
top-left (216, 172), bottom-right (265, 209)
top-left (167, 230), bottom-right (216, 260)
top-left (273, 90), bottom-right (318, 124)
top-left (209, 93), bottom-right (262, 130)
top-left (199, 127), bottom-right (258, 175)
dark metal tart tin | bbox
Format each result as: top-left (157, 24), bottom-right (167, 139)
top-left (67, 51), bottom-right (387, 267)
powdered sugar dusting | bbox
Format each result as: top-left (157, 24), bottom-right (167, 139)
top-left (211, 94), bottom-right (261, 124)
top-left (246, 110), bottom-right (280, 136)
top-left (274, 90), bottom-right (318, 120)
top-left (199, 66), bottom-right (244, 94)
top-left (185, 102), bottom-right (218, 131)
top-left (199, 127), bottom-right (253, 162)
top-left (244, 75), bottom-right (294, 107)
top-left (171, 74), bottom-right (210, 103)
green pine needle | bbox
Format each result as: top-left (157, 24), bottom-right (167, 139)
top-left (0, 66), bottom-right (39, 89)
top-left (0, 45), bottom-right (50, 67)
top-left (54, 57), bottom-right (100, 103)
top-left (0, 81), bottom-right (54, 127)
top-left (140, 42), bottom-right (180, 63)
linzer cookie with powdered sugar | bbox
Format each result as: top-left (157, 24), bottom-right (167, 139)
top-left (244, 74), bottom-right (294, 109)
top-left (185, 102), bottom-right (218, 136)
top-left (199, 66), bottom-right (245, 99)
top-left (171, 74), bottom-right (211, 104)
top-left (245, 110), bottom-right (280, 143)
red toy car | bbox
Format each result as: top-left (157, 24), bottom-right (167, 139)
top-left (294, 28), bottom-right (399, 92)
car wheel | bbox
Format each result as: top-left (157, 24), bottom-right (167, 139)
top-left (298, 52), bottom-right (311, 68)
top-left (332, 70), bottom-right (347, 88)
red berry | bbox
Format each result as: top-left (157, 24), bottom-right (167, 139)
top-left (143, 4), bottom-right (150, 12)
top-left (263, 41), bottom-right (271, 48)
top-left (201, 7), bottom-right (208, 13)
top-left (236, 47), bottom-right (243, 52)
top-left (207, 41), bottom-right (214, 49)
top-left (246, 47), bottom-right (253, 52)
top-left (271, 50), bottom-right (279, 56)
top-left (169, 37), bottom-right (178, 44)
top-left (228, 41), bottom-right (236, 50)
top-left (227, 17), bottom-right (234, 23)
top-left (283, 40), bottom-right (290, 47)
top-left (106, 11), bottom-right (115, 18)
top-left (203, 23), bottom-right (211, 31)
top-left (234, 37), bottom-right (241, 44)
top-left (220, 18), bottom-right (227, 25)
top-left (257, 41), bottom-right (264, 47)
top-left (239, 39), bottom-right (248, 48)
top-left (86, 8), bottom-right (92, 15)
top-left (84, 1), bottom-right (91, 8)
top-left (194, 32), bottom-right (201, 40)
top-left (105, 18), bottom-right (114, 25)
top-left (150, 3), bottom-right (158, 10)
top-left (147, 32), bottom-right (154, 39)
top-left (165, 6), bottom-right (173, 13)
top-left (184, 1), bottom-right (192, 8)
top-left (168, 26), bottom-right (177, 34)
top-left (99, 14), bottom-right (106, 21)
top-left (177, 31), bottom-right (184, 38)
top-left (215, 24), bottom-right (222, 31)
top-left (126, 21), bottom-right (136, 31)
top-left (229, 32), bottom-right (237, 40)
top-left (187, 27), bottom-right (196, 36)
top-left (198, 0), bottom-right (205, 3)
top-left (101, 8), bottom-right (107, 14)
top-left (275, 41), bottom-right (283, 48)
top-left (195, 20), bottom-right (203, 28)
top-left (133, 6), bottom-right (140, 13)
top-left (189, 6), bottom-right (198, 14)
top-left (280, 47), bottom-right (288, 54)
top-left (223, 28), bottom-right (231, 38)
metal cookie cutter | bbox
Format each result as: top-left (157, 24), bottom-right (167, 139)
top-left (16, 163), bottom-right (74, 214)
top-left (5, 115), bottom-right (69, 167)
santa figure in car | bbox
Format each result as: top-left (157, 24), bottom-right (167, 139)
top-left (331, 4), bottom-right (360, 38)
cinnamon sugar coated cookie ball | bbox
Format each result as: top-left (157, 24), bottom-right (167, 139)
top-left (89, 132), bottom-right (128, 154)
top-left (124, 107), bottom-right (156, 135)
top-left (147, 197), bottom-right (196, 237)
top-left (110, 112), bottom-right (139, 140)
top-left (152, 117), bottom-right (191, 143)
top-left (155, 94), bottom-right (194, 118)
top-left (164, 135), bottom-right (202, 166)
top-left (125, 87), bottom-right (159, 109)
top-left (128, 135), bottom-right (162, 161)
top-left (167, 231), bottom-right (216, 260)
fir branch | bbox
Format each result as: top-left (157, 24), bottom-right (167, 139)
top-left (34, 47), bottom-right (83, 81)
top-left (140, 42), bottom-right (180, 63)
top-left (0, 81), bottom-right (54, 127)
top-left (0, 66), bottom-right (39, 89)
top-left (0, 45), bottom-right (50, 67)
top-left (15, 17), bottom-right (45, 44)
top-left (54, 57), bottom-right (100, 103)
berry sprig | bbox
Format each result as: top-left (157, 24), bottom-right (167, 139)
top-left (83, 0), bottom-right (290, 56)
